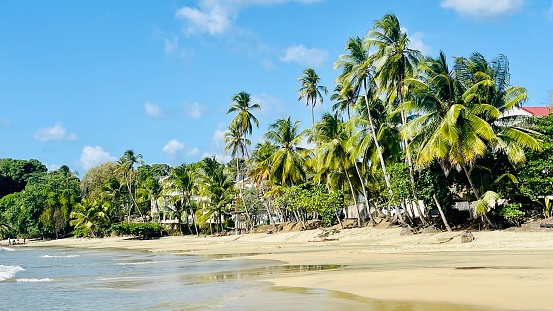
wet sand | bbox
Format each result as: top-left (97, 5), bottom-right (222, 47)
top-left (13, 227), bottom-right (553, 310)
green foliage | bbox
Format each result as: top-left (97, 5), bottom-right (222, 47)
top-left (517, 115), bottom-right (553, 201)
top-left (384, 162), bottom-right (412, 205)
top-left (415, 161), bottom-right (453, 211)
top-left (275, 183), bottom-right (344, 227)
top-left (109, 223), bottom-right (162, 239)
top-left (0, 158), bottom-right (47, 199)
top-left (495, 202), bottom-right (525, 226)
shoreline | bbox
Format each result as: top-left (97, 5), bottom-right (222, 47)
top-left (9, 226), bottom-right (553, 310)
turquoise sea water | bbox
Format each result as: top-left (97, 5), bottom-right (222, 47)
top-left (0, 246), bottom-right (493, 311)
top-left (0, 246), bottom-right (377, 310)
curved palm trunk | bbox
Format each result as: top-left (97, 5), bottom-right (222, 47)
top-left (397, 77), bottom-right (428, 226)
top-left (362, 80), bottom-right (391, 189)
top-left (352, 160), bottom-right (375, 224)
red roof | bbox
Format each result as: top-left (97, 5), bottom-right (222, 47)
top-left (521, 107), bottom-right (553, 117)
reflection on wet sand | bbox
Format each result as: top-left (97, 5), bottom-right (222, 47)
top-left (189, 264), bottom-right (345, 284)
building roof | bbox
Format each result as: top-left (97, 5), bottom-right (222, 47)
top-left (521, 107), bottom-right (553, 117)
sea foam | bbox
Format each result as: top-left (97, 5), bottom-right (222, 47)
top-left (0, 265), bottom-right (24, 281)
top-left (0, 247), bottom-right (15, 251)
top-left (40, 254), bottom-right (80, 258)
top-left (16, 278), bottom-right (53, 282)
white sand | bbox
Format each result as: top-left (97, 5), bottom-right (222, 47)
top-left (12, 227), bottom-right (553, 310)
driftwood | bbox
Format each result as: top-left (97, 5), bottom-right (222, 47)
top-left (309, 229), bottom-right (340, 242)
top-left (540, 223), bottom-right (553, 228)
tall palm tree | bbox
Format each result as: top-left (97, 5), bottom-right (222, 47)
top-left (167, 164), bottom-right (199, 235)
top-left (116, 149), bottom-right (144, 222)
top-left (297, 68), bottom-right (328, 126)
top-left (366, 13), bottom-right (422, 198)
top-left (264, 117), bottom-right (309, 186)
top-left (199, 157), bottom-right (235, 234)
top-left (334, 36), bottom-right (392, 190)
top-left (313, 113), bottom-right (370, 226)
top-left (331, 84), bottom-right (358, 120)
top-left (227, 91), bottom-right (260, 155)
top-left (403, 51), bottom-right (499, 200)
top-left (224, 124), bottom-right (252, 226)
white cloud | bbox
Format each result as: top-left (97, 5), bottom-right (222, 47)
top-left (145, 102), bottom-right (163, 118)
top-left (441, 0), bottom-right (525, 18)
top-left (280, 44), bottom-right (328, 68)
top-left (33, 123), bottom-right (78, 142)
top-left (409, 32), bottom-right (431, 55)
top-left (298, 136), bottom-right (315, 150)
top-left (163, 139), bottom-right (185, 156)
top-left (0, 118), bottom-right (12, 128)
top-left (201, 151), bottom-right (231, 163)
top-left (187, 147), bottom-right (200, 156)
top-left (213, 128), bottom-right (225, 146)
top-left (183, 102), bottom-right (206, 118)
top-left (164, 34), bottom-right (179, 54)
top-left (176, 2), bottom-right (233, 36)
top-left (261, 59), bottom-right (274, 70)
top-left (251, 93), bottom-right (285, 116)
top-left (79, 146), bottom-right (116, 170)
top-left (176, 0), bottom-right (322, 36)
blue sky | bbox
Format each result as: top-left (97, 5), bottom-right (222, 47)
top-left (1, 0), bottom-right (552, 175)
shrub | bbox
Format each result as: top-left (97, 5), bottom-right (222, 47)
top-left (109, 223), bottom-right (162, 239)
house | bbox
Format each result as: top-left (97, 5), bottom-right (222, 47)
top-left (501, 106), bottom-right (552, 118)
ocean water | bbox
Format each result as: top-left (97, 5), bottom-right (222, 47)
top-left (0, 246), bottom-right (372, 311)
top-left (0, 246), bottom-right (491, 311)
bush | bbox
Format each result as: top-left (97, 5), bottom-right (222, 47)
top-left (109, 223), bottom-right (162, 239)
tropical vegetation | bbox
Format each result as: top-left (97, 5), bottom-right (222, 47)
top-left (1, 14), bottom-right (551, 240)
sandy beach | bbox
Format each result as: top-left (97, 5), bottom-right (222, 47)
top-left (9, 225), bottom-right (553, 311)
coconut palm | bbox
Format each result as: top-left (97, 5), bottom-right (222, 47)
top-left (454, 53), bottom-right (540, 165)
top-left (227, 91), bottom-right (260, 151)
top-left (69, 198), bottom-right (109, 238)
top-left (312, 112), bottom-right (370, 226)
top-left (224, 124), bottom-right (252, 226)
top-left (366, 13), bottom-right (422, 199)
top-left (334, 36), bottom-right (392, 190)
top-left (297, 68), bottom-right (328, 126)
top-left (264, 117), bottom-right (309, 186)
top-left (116, 150), bottom-right (144, 222)
top-left (199, 157), bottom-right (235, 234)
top-left (167, 164), bottom-right (199, 235)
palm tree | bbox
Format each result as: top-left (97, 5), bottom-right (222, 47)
top-left (249, 141), bottom-right (281, 225)
top-left (224, 124), bottom-right (252, 227)
top-left (227, 91), bottom-right (260, 154)
top-left (116, 150), bottom-right (144, 222)
top-left (199, 157), bottom-right (235, 234)
top-left (313, 113), bottom-right (369, 226)
top-left (334, 36), bottom-right (392, 190)
top-left (167, 164), bottom-right (199, 235)
top-left (69, 199), bottom-right (109, 238)
top-left (264, 117), bottom-right (310, 187)
top-left (366, 13), bottom-right (422, 199)
top-left (403, 51), bottom-right (499, 202)
top-left (297, 68), bottom-right (328, 126)
top-left (331, 84), bottom-right (358, 120)
top-left (454, 53), bottom-right (540, 165)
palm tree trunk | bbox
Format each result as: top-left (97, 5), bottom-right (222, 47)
top-left (236, 159), bottom-right (251, 229)
top-left (433, 194), bottom-right (452, 232)
top-left (363, 81), bottom-right (391, 189)
top-left (344, 166), bottom-right (362, 227)
top-left (352, 160), bottom-right (375, 224)
top-left (461, 164), bottom-right (480, 199)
